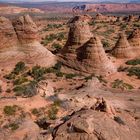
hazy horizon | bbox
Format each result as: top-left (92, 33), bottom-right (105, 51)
top-left (0, 0), bottom-right (139, 3)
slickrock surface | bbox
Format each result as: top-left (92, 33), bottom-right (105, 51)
top-left (54, 109), bottom-right (139, 140)
top-left (76, 36), bottom-right (116, 75)
top-left (112, 33), bottom-right (136, 58)
top-left (128, 28), bottom-right (140, 56)
top-left (62, 15), bottom-right (93, 54)
top-left (0, 15), bottom-right (56, 68)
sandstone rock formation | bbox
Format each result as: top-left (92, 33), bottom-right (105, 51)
top-left (0, 16), bottom-right (18, 50)
top-left (0, 16), bottom-right (25, 67)
top-left (112, 32), bottom-right (135, 58)
top-left (37, 80), bottom-right (54, 99)
top-left (54, 109), bottom-right (139, 140)
top-left (128, 28), bottom-right (140, 56)
top-left (95, 13), bottom-right (117, 23)
top-left (76, 36), bottom-right (116, 75)
top-left (0, 15), bottom-right (56, 68)
top-left (62, 15), bottom-right (93, 54)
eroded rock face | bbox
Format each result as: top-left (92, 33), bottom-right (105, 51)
top-left (0, 15), bottom-right (56, 68)
top-left (62, 15), bottom-right (93, 53)
top-left (13, 14), bottom-right (38, 44)
top-left (76, 36), bottom-right (116, 75)
top-left (128, 28), bottom-right (140, 56)
top-left (54, 109), bottom-right (139, 140)
top-left (0, 16), bottom-right (18, 50)
top-left (112, 33), bottom-right (136, 58)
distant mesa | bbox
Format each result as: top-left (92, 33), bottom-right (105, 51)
top-left (0, 5), bottom-right (44, 14)
top-left (112, 32), bottom-right (136, 58)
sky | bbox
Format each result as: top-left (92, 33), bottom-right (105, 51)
top-left (0, 0), bottom-right (134, 2)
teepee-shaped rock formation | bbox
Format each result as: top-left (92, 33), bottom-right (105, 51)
top-left (0, 16), bottom-right (18, 50)
top-left (77, 36), bottom-right (116, 75)
top-left (128, 28), bottom-right (140, 56)
top-left (12, 14), bottom-right (38, 44)
top-left (62, 15), bottom-right (93, 54)
top-left (0, 15), bottom-right (56, 68)
top-left (112, 32), bottom-right (135, 58)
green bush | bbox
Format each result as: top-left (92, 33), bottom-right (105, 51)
top-left (48, 105), bottom-right (58, 120)
top-left (3, 105), bottom-right (17, 116)
top-left (13, 81), bottom-right (37, 97)
top-left (6, 88), bottom-right (11, 93)
top-left (13, 77), bottom-right (28, 85)
top-left (112, 79), bottom-right (134, 90)
top-left (4, 73), bottom-right (16, 80)
top-left (9, 123), bottom-right (19, 131)
top-left (133, 22), bottom-right (140, 27)
top-left (31, 108), bottom-right (40, 116)
top-left (127, 67), bottom-right (140, 78)
top-left (13, 61), bottom-right (26, 75)
top-left (29, 66), bottom-right (47, 81)
top-left (65, 73), bottom-right (77, 79)
top-left (126, 59), bottom-right (140, 65)
top-left (102, 40), bottom-right (110, 48)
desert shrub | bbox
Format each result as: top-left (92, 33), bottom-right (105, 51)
top-left (13, 77), bottom-right (28, 85)
top-left (57, 32), bottom-right (65, 41)
top-left (102, 40), bottom-right (110, 48)
top-left (133, 22), bottom-right (140, 27)
top-left (6, 88), bottom-right (11, 93)
top-left (4, 62), bottom-right (26, 80)
top-left (126, 59), bottom-right (140, 65)
top-left (56, 72), bottom-right (64, 77)
top-left (46, 24), bottom-right (62, 30)
top-left (84, 75), bottom-right (93, 81)
top-left (118, 66), bottom-right (129, 72)
top-left (28, 66), bottom-right (47, 81)
top-left (96, 76), bottom-right (107, 83)
top-left (89, 21), bottom-right (96, 26)
top-left (48, 105), bottom-right (58, 120)
top-left (52, 43), bottom-right (62, 49)
top-left (4, 73), bottom-right (16, 80)
top-left (31, 108), bottom-right (40, 116)
top-left (13, 61), bottom-right (26, 75)
top-left (13, 81), bottom-right (37, 97)
top-left (106, 29), bottom-right (115, 34)
top-left (65, 73), bottom-right (77, 79)
top-left (112, 79), bottom-right (134, 90)
top-left (3, 105), bottom-right (17, 116)
top-left (127, 67), bottom-right (140, 78)
top-left (9, 123), bottom-right (19, 131)
top-left (120, 24), bottom-right (127, 29)
top-left (53, 62), bottom-right (62, 71)
top-left (114, 116), bottom-right (125, 125)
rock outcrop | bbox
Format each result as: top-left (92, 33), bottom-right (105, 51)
top-left (95, 13), bottom-right (117, 23)
top-left (54, 109), bottom-right (139, 140)
top-left (76, 36), bottom-right (116, 75)
top-left (128, 28), bottom-right (140, 56)
top-left (112, 33), bottom-right (135, 58)
top-left (0, 15), bottom-right (56, 68)
top-left (0, 16), bottom-right (18, 50)
top-left (62, 15), bottom-right (93, 54)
